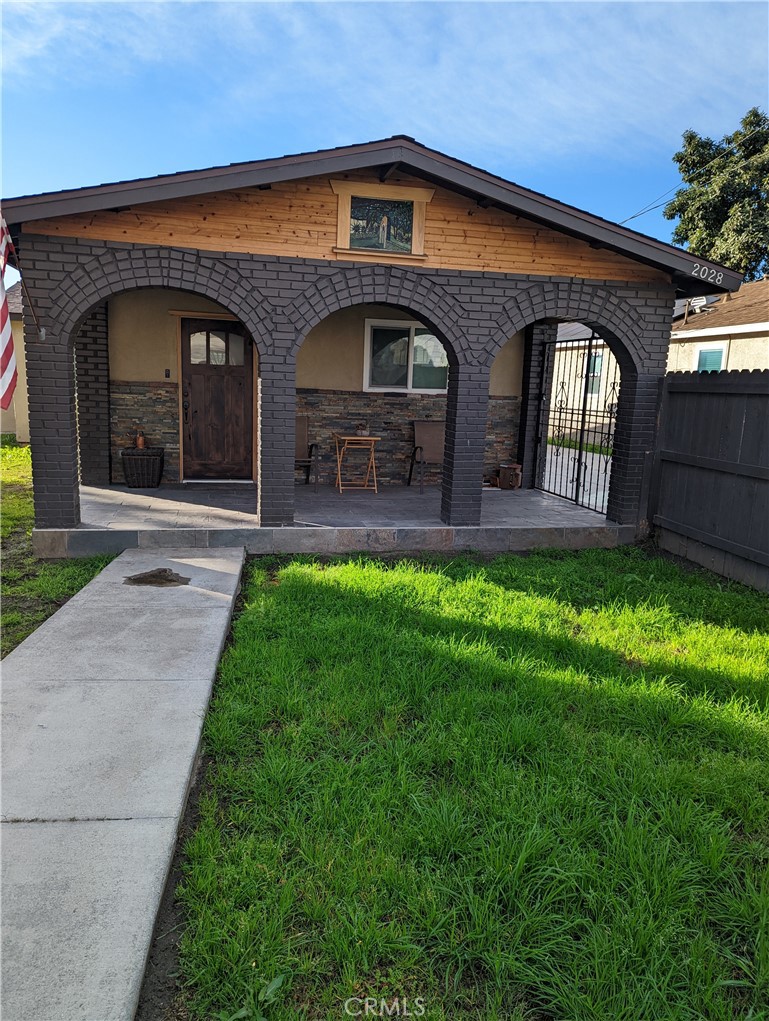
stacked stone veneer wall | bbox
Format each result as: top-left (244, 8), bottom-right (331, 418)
top-left (485, 396), bottom-right (521, 477)
top-left (109, 382), bottom-right (180, 483)
top-left (296, 388), bottom-right (520, 485)
top-left (20, 235), bottom-right (676, 528)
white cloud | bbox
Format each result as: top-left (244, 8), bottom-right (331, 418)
top-left (2, 0), bottom-right (766, 172)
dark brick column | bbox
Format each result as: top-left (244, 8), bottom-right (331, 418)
top-left (517, 322), bottom-right (557, 488)
top-left (24, 313), bottom-right (80, 528)
top-left (74, 304), bottom-right (111, 486)
top-left (257, 352), bottom-right (296, 526)
top-left (606, 373), bottom-right (661, 525)
top-left (440, 362), bottom-right (490, 526)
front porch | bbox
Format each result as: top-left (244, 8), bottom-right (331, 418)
top-left (33, 484), bottom-right (637, 557)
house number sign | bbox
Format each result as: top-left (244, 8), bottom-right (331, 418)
top-left (690, 263), bottom-right (724, 285)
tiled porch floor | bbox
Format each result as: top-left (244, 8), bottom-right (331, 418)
top-left (31, 483), bottom-right (636, 557)
top-left (78, 483), bottom-right (608, 530)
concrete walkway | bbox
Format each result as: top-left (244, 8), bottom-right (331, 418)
top-left (1, 547), bottom-right (245, 1021)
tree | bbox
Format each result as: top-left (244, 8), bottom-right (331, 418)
top-left (663, 107), bottom-right (769, 280)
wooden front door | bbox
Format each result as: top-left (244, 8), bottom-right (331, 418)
top-left (181, 318), bottom-right (253, 479)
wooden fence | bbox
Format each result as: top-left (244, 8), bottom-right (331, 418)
top-left (650, 369), bottom-right (769, 591)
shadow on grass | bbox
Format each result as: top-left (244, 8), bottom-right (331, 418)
top-left (400, 545), bottom-right (768, 633)
top-left (245, 548), bottom-right (769, 713)
top-left (180, 551), bottom-right (769, 1020)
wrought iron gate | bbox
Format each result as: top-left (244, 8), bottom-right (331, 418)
top-left (536, 333), bottom-right (620, 513)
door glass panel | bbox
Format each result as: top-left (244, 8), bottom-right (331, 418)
top-left (228, 334), bottom-right (244, 366)
top-left (209, 331), bottom-right (226, 365)
top-left (370, 327), bottom-right (409, 388)
top-left (411, 330), bottom-right (448, 390)
top-left (190, 331), bottom-right (207, 364)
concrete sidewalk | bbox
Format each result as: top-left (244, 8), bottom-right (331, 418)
top-left (1, 547), bottom-right (245, 1021)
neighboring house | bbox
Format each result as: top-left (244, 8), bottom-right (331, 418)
top-left (551, 322), bottom-right (619, 419)
top-left (2, 135), bottom-right (741, 534)
top-left (668, 277), bottom-right (769, 372)
top-left (0, 282), bottom-right (29, 442)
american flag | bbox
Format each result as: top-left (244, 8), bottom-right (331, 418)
top-left (0, 216), bottom-right (18, 412)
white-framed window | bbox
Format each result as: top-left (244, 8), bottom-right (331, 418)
top-left (363, 319), bottom-right (449, 393)
top-left (694, 341), bottom-right (728, 372)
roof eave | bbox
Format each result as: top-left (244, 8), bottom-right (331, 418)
top-left (2, 143), bottom-right (410, 223)
top-left (397, 151), bottom-right (742, 294)
top-left (3, 138), bottom-right (743, 296)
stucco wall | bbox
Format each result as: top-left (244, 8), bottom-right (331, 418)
top-left (298, 304), bottom-right (523, 396)
top-left (489, 335), bottom-right (523, 397)
top-left (107, 288), bottom-right (229, 383)
top-left (0, 319), bottom-right (29, 442)
top-left (297, 305), bottom-right (417, 390)
top-left (667, 332), bottom-right (769, 372)
top-left (549, 340), bottom-right (621, 442)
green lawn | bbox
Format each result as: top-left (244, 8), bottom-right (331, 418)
top-left (178, 549), bottom-right (769, 1021)
top-left (0, 438), bottom-right (112, 657)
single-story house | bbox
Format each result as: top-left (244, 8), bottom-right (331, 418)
top-left (0, 282), bottom-right (29, 442)
top-left (668, 277), bottom-right (769, 372)
top-left (2, 136), bottom-right (741, 540)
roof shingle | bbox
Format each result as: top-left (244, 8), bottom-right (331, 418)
top-left (673, 278), bottom-right (769, 332)
top-left (6, 281), bottom-right (22, 317)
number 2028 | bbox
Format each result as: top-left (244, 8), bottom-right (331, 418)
top-left (691, 264), bottom-right (723, 285)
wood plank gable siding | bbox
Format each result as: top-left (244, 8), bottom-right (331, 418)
top-left (23, 170), bottom-right (669, 285)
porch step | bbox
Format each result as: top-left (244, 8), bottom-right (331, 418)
top-left (33, 522), bottom-right (638, 558)
top-left (1, 547), bottom-right (245, 1021)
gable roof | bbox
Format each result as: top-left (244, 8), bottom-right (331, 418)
top-left (2, 135), bottom-right (742, 297)
top-left (672, 278), bottom-right (768, 335)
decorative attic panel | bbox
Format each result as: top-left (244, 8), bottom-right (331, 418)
top-left (24, 169), bottom-right (670, 285)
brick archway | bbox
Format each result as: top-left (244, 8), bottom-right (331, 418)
top-left (488, 283), bottom-right (664, 526)
top-left (483, 281), bottom-right (651, 374)
top-left (52, 246), bottom-right (275, 356)
top-left (280, 265), bottom-right (489, 526)
top-left (51, 248), bottom-right (277, 501)
top-left (286, 264), bottom-right (467, 363)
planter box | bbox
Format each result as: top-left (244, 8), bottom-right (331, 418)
top-left (120, 447), bottom-right (165, 488)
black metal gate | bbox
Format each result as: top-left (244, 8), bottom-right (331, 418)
top-left (536, 332), bottom-right (620, 513)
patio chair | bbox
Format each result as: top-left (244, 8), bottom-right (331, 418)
top-left (295, 415), bottom-right (319, 491)
top-left (407, 420), bottom-right (445, 494)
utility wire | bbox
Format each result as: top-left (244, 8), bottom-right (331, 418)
top-left (621, 149), bottom-right (765, 225)
top-left (619, 124), bottom-right (765, 225)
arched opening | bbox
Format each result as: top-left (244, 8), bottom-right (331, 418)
top-left (71, 285), bottom-right (258, 495)
top-left (480, 282), bottom-right (655, 528)
top-left (485, 330), bottom-right (525, 487)
top-left (510, 315), bottom-right (641, 522)
top-left (538, 323), bottom-right (621, 513)
top-left (292, 302), bottom-right (458, 521)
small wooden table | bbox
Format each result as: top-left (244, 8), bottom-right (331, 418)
top-left (333, 434), bottom-right (381, 493)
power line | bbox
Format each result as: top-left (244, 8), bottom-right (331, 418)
top-left (619, 124), bottom-right (766, 225)
top-left (621, 149), bottom-right (765, 225)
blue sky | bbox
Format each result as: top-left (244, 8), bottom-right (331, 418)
top-left (2, 0), bottom-right (767, 263)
